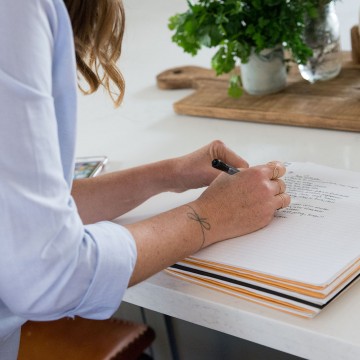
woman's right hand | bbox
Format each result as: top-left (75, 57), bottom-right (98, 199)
top-left (190, 161), bottom-right (290, 248)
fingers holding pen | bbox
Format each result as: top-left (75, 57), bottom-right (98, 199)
top-left (264, 161), bottom-right (291, 209)
top-left (266, 160), bottom-right (286, 180)
top-left (209, 140), bottom-right (249, 170)
top-left (212, 159), bottom-right (286, 181)
top-left (249, 161), bottom-right (290, 209)
top-left (272, 178), bottom-right (286, 195)
top-left (272, 180), bottom-right (290, 210)
top-left (275, 192), bottom-right (291, 210)
top-left (212, 159), bottom-right (291, 211)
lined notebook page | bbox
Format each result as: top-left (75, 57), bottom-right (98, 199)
top-left (193, 162), bottom-right (360, 286)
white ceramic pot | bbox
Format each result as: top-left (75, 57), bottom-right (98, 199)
top-left (240, 46), bottom-right (287, 95)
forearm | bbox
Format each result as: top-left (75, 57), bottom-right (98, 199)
top-left (125, 202), bottom-right (208, 286)
top-left (72, 159), bottom-right (178, 224)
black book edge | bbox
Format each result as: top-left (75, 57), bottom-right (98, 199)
top-left (170, 263), bottom-right (360, 310)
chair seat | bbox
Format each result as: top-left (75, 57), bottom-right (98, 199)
top-left (18, 316), bottom-right (155, 360)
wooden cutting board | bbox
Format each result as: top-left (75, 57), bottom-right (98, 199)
top-left (157, 53), bottom-right (360, 132)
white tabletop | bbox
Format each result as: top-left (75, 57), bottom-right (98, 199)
top-left (76, 1), bottom-right (360, 359)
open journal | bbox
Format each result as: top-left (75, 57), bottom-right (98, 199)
top-left (166, 162), bottom-right (360, 318)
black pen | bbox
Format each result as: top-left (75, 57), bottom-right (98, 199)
top-left (212, 159), bottom-right (240, 175)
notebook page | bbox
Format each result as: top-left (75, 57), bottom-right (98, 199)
top-left (192, 162), bottom-right (360, 286)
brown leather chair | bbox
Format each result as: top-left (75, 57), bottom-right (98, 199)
top-left (18, 316), bottom-right (155, 360)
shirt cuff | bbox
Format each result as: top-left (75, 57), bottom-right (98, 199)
top-left (71, 221), bottom-right (137, 319)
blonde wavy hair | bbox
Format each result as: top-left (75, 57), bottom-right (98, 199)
top-left (64, 0), bottom-right (125, 107)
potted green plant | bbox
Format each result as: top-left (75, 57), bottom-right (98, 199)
top-left (168, 0), bottom-right (327, 97)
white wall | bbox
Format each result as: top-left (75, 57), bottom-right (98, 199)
top-left (336, 0), bottom-right (360, 51)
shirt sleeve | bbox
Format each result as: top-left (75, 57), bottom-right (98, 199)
top-left (0, 0), bottom-right (137, 320)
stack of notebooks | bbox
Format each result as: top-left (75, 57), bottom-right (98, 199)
top-left (167, 162), bottom-right (360, 318)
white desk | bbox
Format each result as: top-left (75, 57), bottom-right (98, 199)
top-left (77, 1), bottom-right (360, 359)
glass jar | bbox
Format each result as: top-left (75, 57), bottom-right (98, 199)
top-left (298, 1), bottom-right (342, 83)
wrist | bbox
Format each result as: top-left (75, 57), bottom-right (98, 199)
top-left (153, 157), bottom-right (184, 193)
top-left (186, 200), bottom-right (216, 249)
top-left (163, 158), bottom-right (180, 192)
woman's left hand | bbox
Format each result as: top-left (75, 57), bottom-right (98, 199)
top-left (169, 140), bottom-right (249, 193)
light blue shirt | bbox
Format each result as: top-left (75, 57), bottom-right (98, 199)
top-left (0, 0), bottom-right (137, 358)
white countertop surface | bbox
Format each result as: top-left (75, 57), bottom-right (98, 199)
top-left (77, 1), bottom-right (360, 359)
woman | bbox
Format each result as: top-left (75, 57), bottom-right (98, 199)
top-left (0, 0), bottom-right (290, 358)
